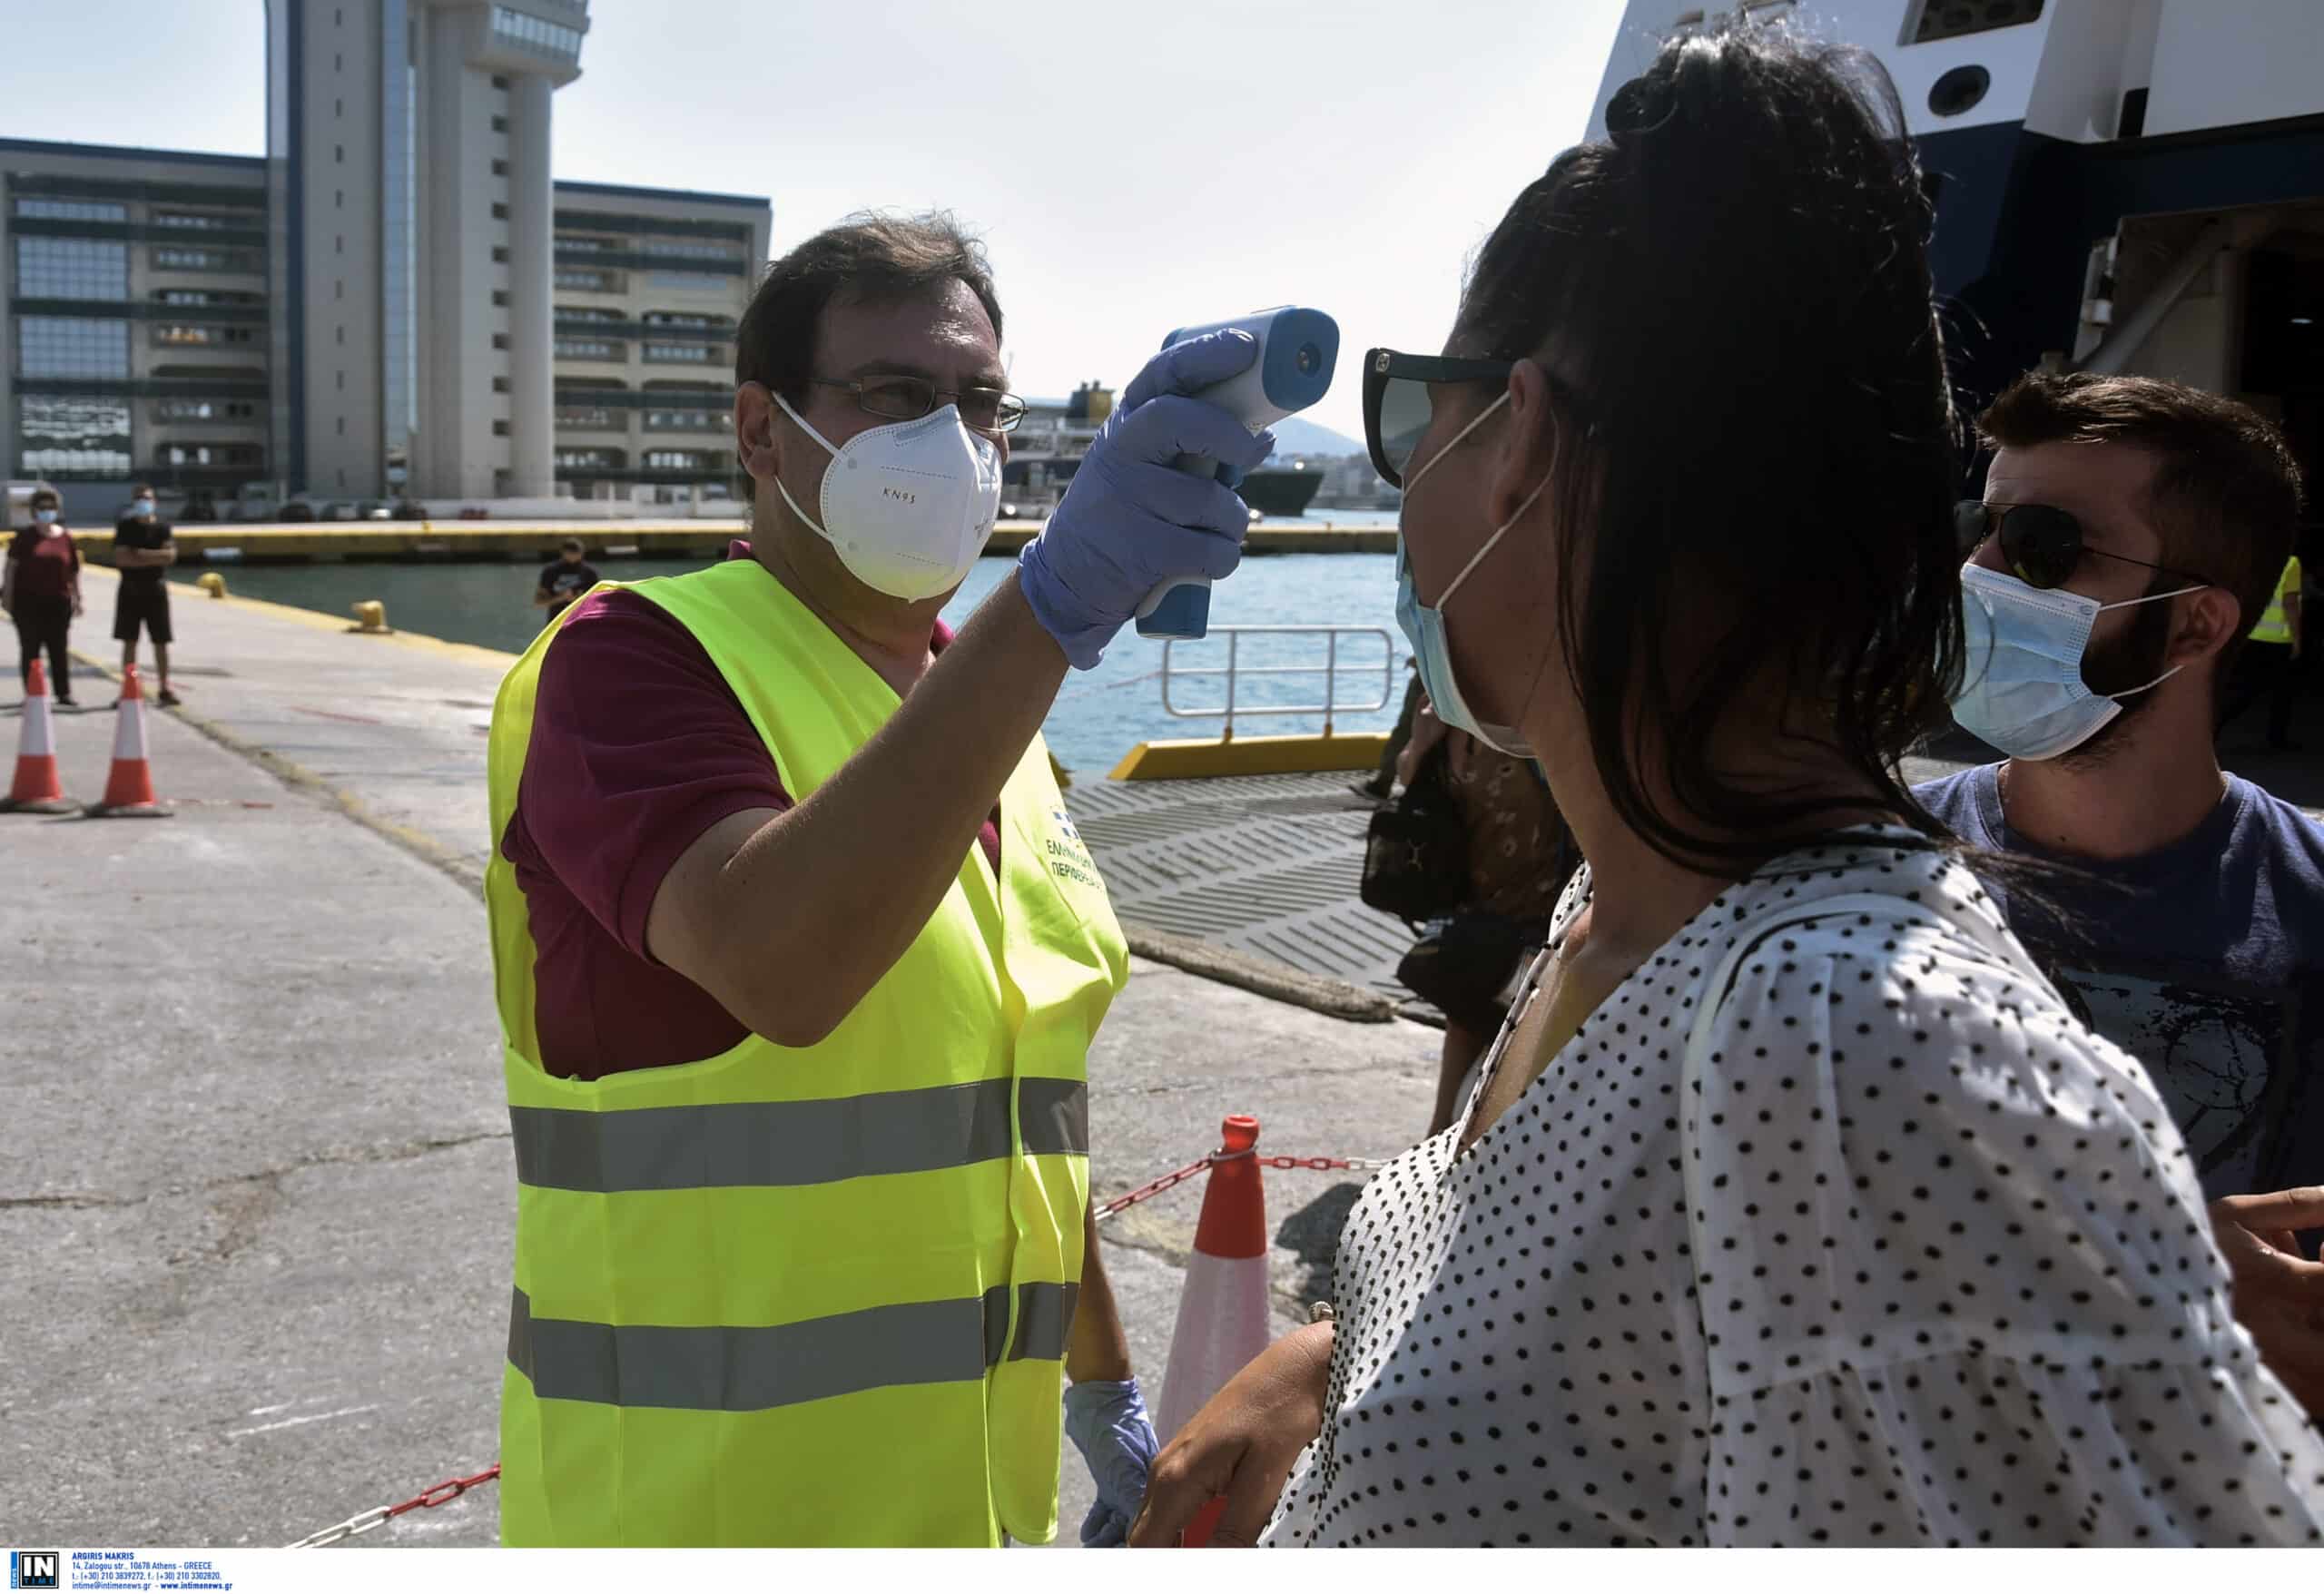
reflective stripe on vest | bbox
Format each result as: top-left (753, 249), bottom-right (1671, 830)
top-left (507, 1077), bottom-right (1089, 1192)
top-left (484, 559), bottom-right (1128, 1548)
top-left (507, 1281), bottom-right (1083, 1410)
top-left (2251, 556), bottom-right (2299, 645)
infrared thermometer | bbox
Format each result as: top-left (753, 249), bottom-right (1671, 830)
top-left (1133, 306), bottom-right (1341, 641)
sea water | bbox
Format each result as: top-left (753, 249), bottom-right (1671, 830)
top-left (197, 543), bottom-right (1407, 775)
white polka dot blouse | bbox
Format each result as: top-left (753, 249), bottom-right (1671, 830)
top-left (1265, 833), bottom-right (2324, 1547)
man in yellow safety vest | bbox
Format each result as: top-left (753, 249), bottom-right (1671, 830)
top-left (484, 212), bottom-right (1276, 1545)
top-left (2219, 550), bottom-right (2306, 750)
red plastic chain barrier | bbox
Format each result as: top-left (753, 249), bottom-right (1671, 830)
top-left (284, 1464), bottom-right (500, 1549)
top-left (1094, 1149), bottom-right (1388, 1224)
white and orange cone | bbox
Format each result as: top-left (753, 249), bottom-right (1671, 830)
top-left (3, 658), bottom-right (77, 814)
top-left (1157, 1113), bottom-right (1276, 1546)
top-left (85, 664), bottom-right (172, 819)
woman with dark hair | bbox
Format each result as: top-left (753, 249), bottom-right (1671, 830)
top-left (1130, 23), bottom-right (2324, 1547)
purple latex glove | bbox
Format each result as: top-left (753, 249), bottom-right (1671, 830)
top-left (1017, 331), bottom-right (1276, 669)
top-left (1062, 1375), bottom-right (1158, 1548)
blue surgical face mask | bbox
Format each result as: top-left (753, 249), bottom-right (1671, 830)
top-left (34, 508), bottom-right (57, 525)
top-left (133, 497), bottom-right (155, 517)
top-left (1393, 389), bottom-right (1549, 759)
top-left (1950, 562), bottom-right (2201, 760)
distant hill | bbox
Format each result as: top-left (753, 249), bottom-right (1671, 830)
top-left (1268, 416), bottom-right (1365, 458)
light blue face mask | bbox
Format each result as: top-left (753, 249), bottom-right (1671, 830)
top-left (1393, 389), bottom-right (1549, 759)
top-left (1950, 562), bottom-right (2200, 760)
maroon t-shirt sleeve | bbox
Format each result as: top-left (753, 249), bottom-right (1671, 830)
top-left (512, 588), bottom-right (792, 960)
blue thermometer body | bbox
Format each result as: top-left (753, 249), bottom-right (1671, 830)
top-left (1134, 306), bottom-right (1340, 640)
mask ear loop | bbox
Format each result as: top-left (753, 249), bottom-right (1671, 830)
top-left (2093, 581), bottom-right (2210, 701)
top-left (768, 391), bottom-right (843, 541)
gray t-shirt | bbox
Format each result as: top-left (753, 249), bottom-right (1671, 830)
top-left (1916, 765), bottom-right (2324, 1199)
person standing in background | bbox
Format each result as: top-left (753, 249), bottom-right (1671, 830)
top-left (1392, 692), bottom-right (1575, 1136)
top-left (112, 485), bottom-right (180, 707)
top-left (533, 536), bottom-right (599, 623)
top-left (5, 487), bottom-right (83, 707)
top-left (2217, 549), bottom-right (2304, 750)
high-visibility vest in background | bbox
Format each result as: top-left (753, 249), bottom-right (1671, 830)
top-left (2250, 556), bottom-right (2301, 645)
top-left (483, 557), bottom-right (1128, 1547)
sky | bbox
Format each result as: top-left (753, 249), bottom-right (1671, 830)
top-left (0, 0), bottom-right (1632, 447)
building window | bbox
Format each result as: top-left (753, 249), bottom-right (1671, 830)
top-left (555, 337), bottom-right (623, 360)
top-left (557, 305), bottom-right (624, 323)
top-left (338, 417), bottom-right (348, 437)
top-left (648, 271), bottom-right (731, 292)
top-left (491, 5), bottom-right (585, 63)
top-left (494, 247), bottom-right (510, 264)
top-left (156, 442), bottom-right (264, 468)
top-left (14, 197), bottom-right (129, 223)
top-left (558, 236), bottom-right (607, 252)
top-left (492, 114), bottom-right (509, 133)
top-left (494, 377), bottom-right (512, 394)
top-left (644, 342), bottom-right (716, 364)
top-left (639, 240), bottom-right (742, 262)
top-left (645, 449), bottom-right (710, 471)
top-left (335, 143), bottom-right (345, 163)
top-left (153, 399), bottom-right (256, 422)
top-left (18, 394), bottom-right (132, 477)
top-left (556, 447), bottom-right (625, 471)
top-left (154, 288), bottom-right (261, 308)
top-left (492, 203), bottom-right (509, 221)
top-left (1905, 0), bottom-right (2043, 44)
top-left (153, 245), bottom-right (252, 272)
top-left (556, 268), bottom-right (618, 291)
top-left (15, 236), bottom-right (129, 300)
top-left (492, 74), bottom-right (510, 89)
top-left (153, 324), bottom-right (257, 348)
top-left (643, 310), bottom-right (733, 330)
top-left (155, 212), bottom-right (235, 231)
top-left (16, 316), bottom-right (130, 379)
top-left (556, 406), bottom-right (618, 429)
top-left (493, 419), bottom-right (511, 437)
top-left (492, 160), bottom-right (508, 176)
top-left (645, 408), bottom-right (728, 432)
top-left (493, 333), bottom-right (511, 350)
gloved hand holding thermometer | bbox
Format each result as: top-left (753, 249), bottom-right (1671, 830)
top-left (1017, 330), bottom-right (1278, 669)
top-left (1133, 307), bottom-right (1340, 640)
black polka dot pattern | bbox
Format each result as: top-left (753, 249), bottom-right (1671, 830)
top-left (1264, 833), bottom-right (2324, 1547)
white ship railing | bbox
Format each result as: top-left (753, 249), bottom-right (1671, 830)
top-left (1159, 625), bottom-right (1397, 741)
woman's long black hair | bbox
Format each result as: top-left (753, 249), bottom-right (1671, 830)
top-left (1458, 22), bottom-right (1964, 874)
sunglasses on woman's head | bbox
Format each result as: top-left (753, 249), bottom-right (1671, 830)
top-left (1953, 500), bottom-right (2212, 592)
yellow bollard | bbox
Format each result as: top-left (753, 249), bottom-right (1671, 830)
top-left (196, 572), bottom-right (228, 599)
top-left (350, 600), bottom-right (392, 635)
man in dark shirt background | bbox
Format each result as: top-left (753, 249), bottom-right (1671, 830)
top-left (533, 537), bottom-right (598, 623)
top-left (1920, 371), bottom-right (2323, 1416)
top-left (113, 484), bottom-right (179, 706)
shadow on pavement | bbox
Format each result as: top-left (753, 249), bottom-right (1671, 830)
top-left (1275, 1181), bottom-right (1365, 1306)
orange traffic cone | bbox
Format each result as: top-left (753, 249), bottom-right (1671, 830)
top-left (85, 664), bottom-right (172, 819)
top-left (3, 658), bottom-right (77, 813)
top-left (1157, 1114), bottom-right (1275, 1546)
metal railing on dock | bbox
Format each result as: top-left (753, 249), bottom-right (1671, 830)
top-left (1159, 625), bottom-right (1397, 741)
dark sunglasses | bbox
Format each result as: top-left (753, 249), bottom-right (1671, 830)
top-left (1363, 349), bottom-right (1516, 488)
top-left (1954, 500), bottom-right (2212, 592)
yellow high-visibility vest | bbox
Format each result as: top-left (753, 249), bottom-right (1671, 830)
top-left (484, 558), bottom-right (1128, 1546)
top-left (2250, 556), bottom-right (2301, 645)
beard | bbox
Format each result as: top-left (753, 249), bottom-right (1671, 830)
top-left (2056, 576), bottom-right (2176, 770)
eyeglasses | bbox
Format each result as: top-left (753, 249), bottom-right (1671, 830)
top-left (809, 375), bottom-right (1027, 434)
top-left (1954, 500), bottom-right (2212, 592)
top-left (1362, 349), bottom-right (1516, 487)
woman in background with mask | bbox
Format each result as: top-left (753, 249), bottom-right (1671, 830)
top-left (5, 487), bottom-right (83, 707)
top-left (1130, 22), bottom-right (2324, 1548)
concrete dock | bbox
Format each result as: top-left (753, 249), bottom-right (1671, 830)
top-left (2, 567), bottom-right (1438, 1549)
